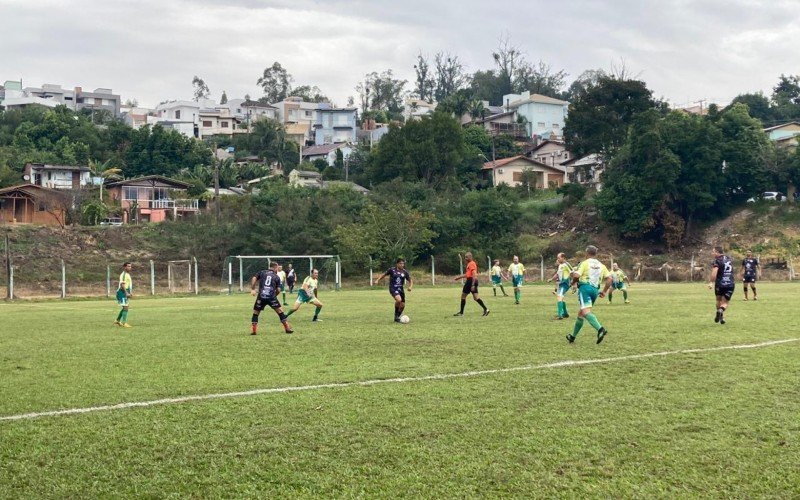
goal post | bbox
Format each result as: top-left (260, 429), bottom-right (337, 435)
top-left (223, 255), bottom-right (341, 294)
top-left (167, 258), bottom-right (198, 294)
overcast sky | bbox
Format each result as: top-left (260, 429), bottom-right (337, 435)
top-left (2, 0), bottom-right (798, 108)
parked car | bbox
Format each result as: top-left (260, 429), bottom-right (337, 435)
top-left (747, 192), bottom-right (787, 203)
top-left (99, 217), bottom-right (123, 226)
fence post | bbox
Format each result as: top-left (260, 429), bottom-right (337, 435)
top-left (168, 262), bottom-right (172, 294)
top-left (458, 254), bottom-right (464, 284)
top-left (309, 257), bottom-right (313, 276)
top-left (487, 255), bottom-right (491, 273)
top-left (335, 257), bottom-right (341, 291)
top-left (150, 259), bottom-right (155, 295)
top-left (8, 265), bottom-right (13, 300)
top-left (369, 256), bottom-right (373, 286)
top-left (431, 256), bottom-right (436, 286)
top-left (106, 265), bottom-right (111, 298)
top-left (228, 261), bottom-right (233, 295)
top-left (61, 259), bottom-right (66, 299)
top-left (238, 257), bottom-right (243, 292)
top-left (193, 257), bottom-right (199, 295)
top-left (690, 254), bottom-right (695, 282)
top-left (540, 255), bottom-right (545, 282)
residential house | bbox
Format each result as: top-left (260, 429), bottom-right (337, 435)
top-left (20, 84), bottom-right (121, 116)
top-left (1, 80), bottom-right (59, 110)
top-left (301, 143), bottom-right (353, 167)
top-left (503, 91), bottom-right (569, 139)
top-left (764, 122), bottom-right (800, 145)
top-left (105, 175), bottom-right (199, 224)
top-left (0, 184), bottom-right (68, 226)
top-left (482, 156), bottom-right (566, 188)
top-left (562, 154), bottom-right (605, 189)
top-left (403, 98), bottom-right (437, 121)
top-left (528, 140), bottom-right (572, 168)
top-left (152, 100), bottom-right (203, 137)
top-left (285, 123), bottom-right (311, 146)
top-left (470, 111), bottom-right (528, 139)
top-left (198, 108), bottom-right (245, 138)
top-left (24, 163), bottom-right (91, 190)
top-left (274, 96), bottom-right (320, 128)
top-left (315, 107), bottom-right (357, 145)
top-left (221, 99), bottom-right (278, 124)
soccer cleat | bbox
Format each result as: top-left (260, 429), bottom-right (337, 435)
top-left (114, 321), bottom-right (121, 326)
top-left (250, 331), bottom-right (257, 335)
top-left (714, 311), bottom-right (721, 323)
top-left (312, 318), bottom-right (322, 322)
top-left (566, 334), bottom-right (576, 343)
top-left (753, 297), bottom-right (758, 301)
top-left (563, 313), bottom-right (570, 319)
top-left (394, 318), bottom-right (402, 323)
top-left (121, 323), bottom-right (132, 328)
top-left (553, 315), bottom-right (564, 321)
top-left (482, 309), bottom-right (490, 317)
top-left (284, 327), bottom-right (294, 334)
top-left (624, 300), bottom-right (631, 304)
top-left (596, 327), bottom-right (607, 344)
top-left (743, 297), bottom-right (749, 301)
top-left (719, 315), bottom-right (726, 325)
top-left (453, 312), bottom-right (463, 316)
top-left (283, 302), bottom-right (288, 306)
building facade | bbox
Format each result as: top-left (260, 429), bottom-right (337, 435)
top-left (482, 156), bottom-right (566, 188)
top-left (24, 163), bottom-right (91, 190)
top-left (314, 108), bottom-right (357, 145)
top-left (503, 91), bottom-right (569, 139)
top-left (105, 176), bottom-right (199, 224)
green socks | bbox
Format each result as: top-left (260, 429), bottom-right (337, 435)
top-left (572, 317), bottom-right (584, 336)
top-left (500, 286), bottom-right (506, 296)
top-left (285, 309), bottom-right (295, 317)
top-left (314, 306), bottom-right (322, 319)
top-left (557, 301), bottom-right (568, 317)
top-left (116, 310), bottom-right (124, 321)
top-left (623, 290), bottom-right (628, 301)
top-left (608, 292), bottom-right (613, 303)
top-left (585, 313), bottom-right (602, 331)
top-left (514, 290), bottom-right (521, 303)
top-left (120, 310), bottom-right (128, 323)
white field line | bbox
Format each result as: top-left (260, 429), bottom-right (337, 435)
top-left (1, 338), bottom-right (797, 423)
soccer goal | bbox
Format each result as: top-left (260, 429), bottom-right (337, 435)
top-left (223, 255), bottom-right (341, 294)
top-left (168, 258), bottom-right (198, 294)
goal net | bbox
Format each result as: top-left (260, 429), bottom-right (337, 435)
top-left (222, 255), bottom-right (340, 294)
top-left (168, 259), bottom-right (198, 294)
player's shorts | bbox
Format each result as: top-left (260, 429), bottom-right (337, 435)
top-left (253, 296), bottom-right (281, 311)
top-left (491, 276), bottom-right (502, 286)
top-left (296, 290), bottom-right (316, 304)
top-left (577, 284), bottom-right (598, 309)
top-left (715, 285), bottom-right (735, 300)
top-left (462, 278), bottom-right (478, 295)
top-left (287, 278), bottom-right (296, 287)
top-left (511, 275), bottom-right (524, 288)
top-left (613, 281), bottom-right (627, 290)
top-left (557, 279), bottom-right (571, 298)
top-left (390, 288), bottom-right (405, 301)
top-left (116, 289), bottom-right (129, 307)
top-left (743, 275), bottom-right (756, 284)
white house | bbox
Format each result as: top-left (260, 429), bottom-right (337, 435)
top-left (528, 139), bottom-right (572, 167)
top-left (481, 156), bottom-right (567, 188)
top-left (403, 97), bottom-right (437, 121)
top-left (503, 91), bottom-right (569, 139)
top-left (24, 163), bottom-right (91, 190)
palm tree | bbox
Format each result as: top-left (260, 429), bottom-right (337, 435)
top-left (90, 159), bottom-right (122, 202)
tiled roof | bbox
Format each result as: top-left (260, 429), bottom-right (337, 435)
top-left (482, 155), bottom-right (565, 173)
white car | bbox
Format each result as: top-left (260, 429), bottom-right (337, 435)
top-left (747, 192), bottom-right (787, 203)
top-left (99, 217), bottom-right (123, 226)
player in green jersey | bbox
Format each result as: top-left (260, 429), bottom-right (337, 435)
top-left (567, 246), bottom-right (612, 344)
top-left (608, 263), bottom-right (630, 304)
top-left (548, 253), bottom-right (572, 320)
top-left (490, 259), bottom-right (509, 297)
top-left (507, 256), bottom-right (526, 305)
top-left (276, 265), bottom-right (288, 305)
top-left (114, 262), bottom-right (133, 328)
top-left (285, 268), bottom-right (324, 322)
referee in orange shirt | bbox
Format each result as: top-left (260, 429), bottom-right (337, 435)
top-left (453, 252), bottom-right (490, 316)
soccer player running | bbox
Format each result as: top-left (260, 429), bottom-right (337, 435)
top-left (277, 264), bottom-right (288, 305)
top-left (250, 262), bottom-right (293, 335)
top-left (490, 259), bottom-right (509, 297)
top-left (608, 263), bottom-right (631, 304)
top-left (374, 258), bottom-right (412, 323)
top-left (548, 253), bottom-right (572, 320)
top-left (114, 262), bottom-right (133, 328)
top-left (566, 246), bottom-right (612, 344)
top-left (453, 252), bottom-right (489, 316)
top-left (286, 268), bottom-right (323, 322)
top-left (741, 250), bottom-right (760, 301)
top-left (507, 255), bottom-right (526, 305)
top-left (286, 264), bottom-right (297, 294)
top-left (708, 245), bottom-right (735, 324)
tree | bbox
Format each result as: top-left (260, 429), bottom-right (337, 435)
top-left (514, 60), bottom-right (568, 99)
top-left (716, 103), bottom-right (772, 205)
top-left (220, 91), bottom-right (228, 104)
top-left (291, 85), bottom-right (327, 103)
top-left (257, 62), bottom-right (293, 104)
top-left (192, 76), bottom-right (210, 101)
top-left (491, 35), bottom-right (523, 99)
top-left (565, 69), bottom-right (607, 101)
top-left (89, 159), bottom-right (122, 202)
top-left (333, 201), bottom-right (437, 267)
top-left (433, 52), bottom-right (467, 102)
top-left (356, 70), bottom-right (408, 116)
top-left (729, 92), bottom-right (773, 124)
top-left (564, 76), bottom-right (659, 158)
top-left (469, 69), bottom-right (504, 106)
top-left (413, 52), bottom-right (435, 102)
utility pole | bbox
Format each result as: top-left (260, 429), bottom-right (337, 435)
top-left (213, 142), bottom-right (220, 220)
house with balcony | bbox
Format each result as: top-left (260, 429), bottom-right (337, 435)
top-left (105, 175), bottom-right (199, 224)
top-left (503, 91), bottom-right (569, 139)
top-left (528, 140), bottom-right (572, 168)
top-left (199, 108), bottom-right (245, 138)
top-left (24, 163), bottom-right (91, 190)
top-left (314, 107), bottom-right (357, 145)
top-left (482, 156), bottom-right (567, 188)
top-left (222, 99), bottom-right (277, 124)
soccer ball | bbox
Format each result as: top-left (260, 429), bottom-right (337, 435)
top-left (399, 315), bottom-right (410, 324)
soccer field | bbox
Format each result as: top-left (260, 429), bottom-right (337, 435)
top-left (1, 283), bottom-right (799, 497)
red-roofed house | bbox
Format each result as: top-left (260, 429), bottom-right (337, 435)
top-left (482, 156), bottom-right (567, 188)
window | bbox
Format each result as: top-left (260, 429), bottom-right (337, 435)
top-left (512, 172), bottom-right (523, 182)
top-left (552, 124), bottom-right (560, 130)
top-left (38, 202), bottom-right (46, 212)
top-left (221, 121), bottom-right (229, 128)
top-left (175, 110), bottom-right (181, 120)
top-left (537, 122), bottom-right (545, 128)
top-left (95, 98), bottom-right (103, 105)
top-left (305, 110), bottom-right (312, 117)
top-left (203, 121), bottom-right (213, 127)
top-left (64, 96), bottom-right (73, 101)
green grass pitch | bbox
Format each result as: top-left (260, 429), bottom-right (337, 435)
top-left (1, 283), bottom-right (799, 497)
